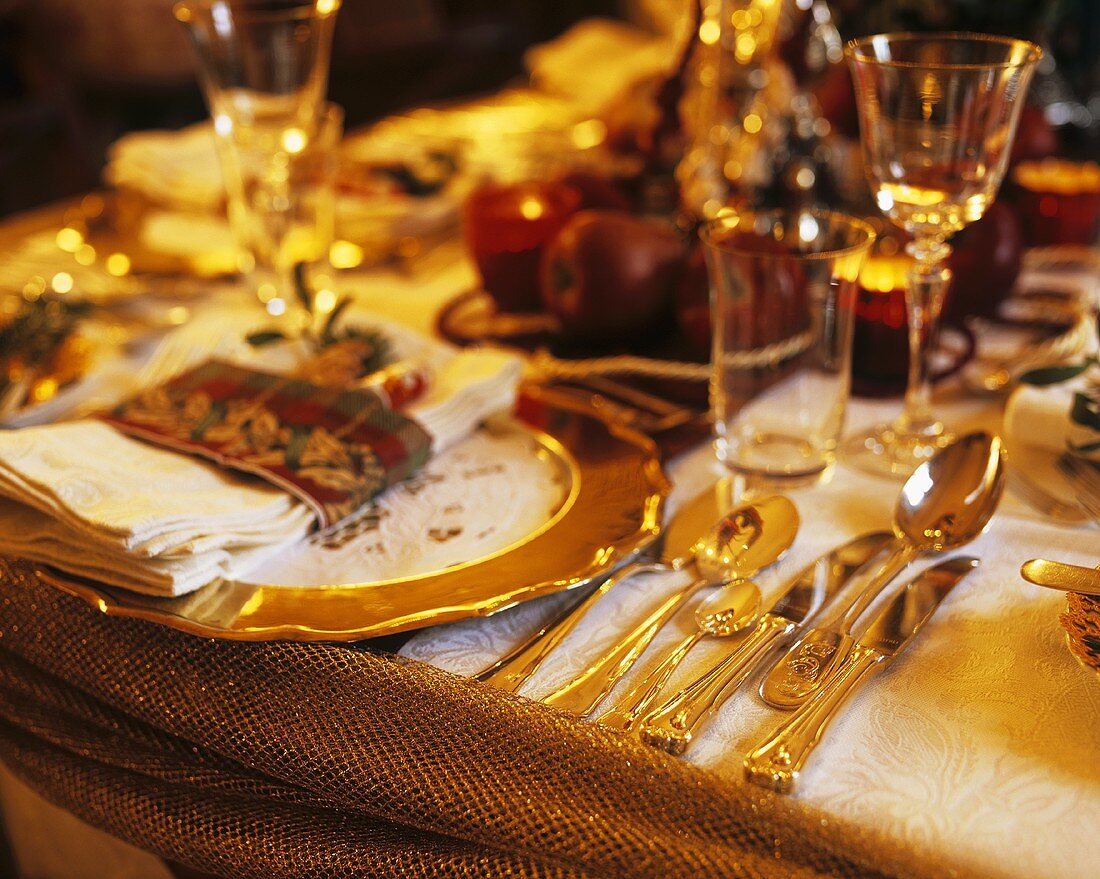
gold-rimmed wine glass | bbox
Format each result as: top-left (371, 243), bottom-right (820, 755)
top-left (843, 32), bottom-right (1041, 476)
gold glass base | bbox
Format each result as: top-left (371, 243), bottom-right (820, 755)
top-left (842, 421), bottom-right (956, 479)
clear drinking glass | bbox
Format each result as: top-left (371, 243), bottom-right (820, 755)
top-left (174, 0), bottom-right (342, 320)
top-left (844, 33), bottom-right (1041, 477)
top-left (704, 209), bottom-right (875, 487)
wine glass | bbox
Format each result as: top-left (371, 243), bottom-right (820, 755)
top-left (175, 0), bottom-right (342, 323)
top-left (843, 33), bottom-right (1041, 476)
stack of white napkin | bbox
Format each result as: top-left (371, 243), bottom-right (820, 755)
top-left (0, 347), bottom-right (521, 597)
top-left (105, 123), bottom-right (466, 256)
top-left (106, 124), bottom-right (225, 213)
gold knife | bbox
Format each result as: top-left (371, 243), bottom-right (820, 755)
top-left (1020, 559), bottom-right (1100, 596)
top-left (743, 556), bottom-right (979, 794)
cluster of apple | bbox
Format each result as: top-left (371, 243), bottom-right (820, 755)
top-left (466, 72), bottom-right (1087, 366)
top-left (538, 173), bottom-right (695, 349)
top-left (465, 170), bottom-right (712, 357)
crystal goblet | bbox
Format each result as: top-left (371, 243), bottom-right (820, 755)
top-left (844, 32), bottom-right (1041, 476)
top-left (175, 0), bottom-right (341, 322)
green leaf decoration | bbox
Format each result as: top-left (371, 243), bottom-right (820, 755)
top-left (1018, 360), bottom-right (1096, 387)
top-left (292, 262), bottom-right (313, 312)
top-left (1070, 390), bottom-right (1100, 432)
top-left (245, 330), bottom-right (288, 347)
top-left (320, 296), bottom-right (353, 345)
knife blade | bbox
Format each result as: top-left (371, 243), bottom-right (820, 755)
top-left (743, 556), bottom-right (979, 794)
top-left (474, 480), bottom-right (725, 691)
top-left (636, 531), bottom-right (893, 754)
top-left (1021, 559), bottom-right (1100, 596)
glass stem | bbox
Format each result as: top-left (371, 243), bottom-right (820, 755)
top-left (900, 235), bottom-right (952, 437)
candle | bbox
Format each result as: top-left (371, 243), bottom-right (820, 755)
top-left (851, 254), bottom-right (911, 397)
top-left (462, 182), bottom-right (580, 313)
top-left (1012, 159), bottom-right (1100, 247)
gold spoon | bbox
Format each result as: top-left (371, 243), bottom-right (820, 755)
top-left (760, 431), bottom-right (1006, 710)
top-left (598, 579), bottom-right (761, 733)
top-left (542, 495), bottom-right (798, 718)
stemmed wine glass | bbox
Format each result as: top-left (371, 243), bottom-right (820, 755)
top-left (175, 0), bottom-right (342, 324)
top-left (844, 33), bottom-right (1041, 476)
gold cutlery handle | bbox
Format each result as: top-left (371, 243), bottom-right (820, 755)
top-left (640, 615), bottom-right (792, 755)
top-left (743, 646), bottom-right (882, 794)
top-left (542, 577), bottom-right (705, 717)
top-left (758, 543), bottom-right (917, 710)
top-left (835, 541), bottom-right (918, 632)
top-left (475, 560), bottom-right (657, 692)
top-left (597, 631), bottom-right (701, 733)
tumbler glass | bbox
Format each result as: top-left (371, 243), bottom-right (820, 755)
top-left (703, 209), bottom-right (875, 484)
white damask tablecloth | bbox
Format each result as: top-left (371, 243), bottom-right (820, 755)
top-left (1, 249), bottom-right (1098, 879)
top-left (312, 251), bottom-right (1100, 879)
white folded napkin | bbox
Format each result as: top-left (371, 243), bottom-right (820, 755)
top-left (0, 345), bottom-right (521, 597)
top-left (1005, 366), bottom-right (1100, 462)
top-left (106, 124), bottom-right (225, 213)
top-left (106, 123), bottom-right (466, 248)
top-left (524, 19), bottom-right (677, 114)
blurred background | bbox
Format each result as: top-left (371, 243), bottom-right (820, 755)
top-left (0, 0), bottom-right (1096, 218)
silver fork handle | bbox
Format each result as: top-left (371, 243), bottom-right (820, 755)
top-left (541, 576), bottom-right (706, 717)
top-left (475, 560), bottom-right (658, 692)
top-left (743, 646), bottom-right (883, 794)
top-left (639, 614), bottom-right (793, 755)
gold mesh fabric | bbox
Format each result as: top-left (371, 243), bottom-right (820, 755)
top-left (0, 559), bottom-right (958, 879)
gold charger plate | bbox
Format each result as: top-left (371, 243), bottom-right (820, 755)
top-left (38, 386), bottom-right (668, 642)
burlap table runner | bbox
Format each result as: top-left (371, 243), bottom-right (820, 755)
top-left (0, 558), bottom-right (963, 879)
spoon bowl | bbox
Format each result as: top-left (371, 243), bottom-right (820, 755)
top-left (695, 582), bottom-right (762, 637)
top-left (691, 495), bottom-right (800, 583)
top-left (896, 431), bottom-right (1007, 551)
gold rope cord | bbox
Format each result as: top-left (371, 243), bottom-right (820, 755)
top-left (0, 559), bottom-right (963, 879)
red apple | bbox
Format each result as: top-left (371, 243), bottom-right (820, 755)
top-left (540, 210), bottom-right (685, 343)
top-left (943, 200), bottom-right (1023, 324)
top-left (812, 64), bottom-right (860, 140)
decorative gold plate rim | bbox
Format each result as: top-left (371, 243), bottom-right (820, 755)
top-left (38, 386), bottom-right (669, 642)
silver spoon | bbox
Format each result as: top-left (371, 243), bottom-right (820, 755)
top-left (760, 431), bottom-right (1006, 709)
top-left (598, 580), bottom-right (761, 733)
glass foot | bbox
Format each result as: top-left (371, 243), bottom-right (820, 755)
top-left (842, 422), bottom-right (956, 478)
